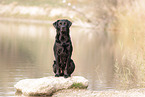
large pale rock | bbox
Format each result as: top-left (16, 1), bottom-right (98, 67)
top-left (14, 76), bottom-right (89, 96)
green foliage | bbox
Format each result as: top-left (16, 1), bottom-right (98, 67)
top-left (0, 0), bottom-right (62, 7)
top-left (69, 83), bottom-right (88, 89)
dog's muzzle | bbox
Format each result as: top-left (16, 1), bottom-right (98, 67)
top-left (60, 27), bottom-right (66, 32)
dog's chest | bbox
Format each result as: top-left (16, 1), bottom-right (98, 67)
top-left (58, 43), bottom-right (70, 56)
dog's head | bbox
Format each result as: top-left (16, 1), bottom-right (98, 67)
top-left (53, 19), bottom-right (72, 35)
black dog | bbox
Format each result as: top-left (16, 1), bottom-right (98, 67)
top-left (53, 19), bottom-right (75, 78)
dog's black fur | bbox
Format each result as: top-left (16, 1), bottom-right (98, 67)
top-left (53, 19), bottom-right (75, 78)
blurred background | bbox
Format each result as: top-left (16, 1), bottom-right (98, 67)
top-left (0, 0), bottom-right (145, 96)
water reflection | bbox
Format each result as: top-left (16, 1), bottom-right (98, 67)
top-left (0, 21), bottom-right (115, 96)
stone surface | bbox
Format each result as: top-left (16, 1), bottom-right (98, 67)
top-left (14, 76), bottom-right (89, 96)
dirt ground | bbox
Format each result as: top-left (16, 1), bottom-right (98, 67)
top-left (52, 88), bottom-right (145, 97)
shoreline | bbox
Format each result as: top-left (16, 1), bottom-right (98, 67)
top-left (0, 17), bottom-right (53, 24)
top-left (0, 17), bottom-right (93, 28)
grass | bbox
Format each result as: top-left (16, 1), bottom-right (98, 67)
top-left (69, 83), bottom-right (88, 89)
top-left (111, 0), bottom-right (145, 89)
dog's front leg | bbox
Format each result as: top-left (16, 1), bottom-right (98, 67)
top-left (64, 56), bottom-right (71, 78)
top-left (55, 56), bottom-right (60, 77)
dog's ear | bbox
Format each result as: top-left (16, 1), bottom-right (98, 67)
top-left (67, 20), bottom-right (72, 28)
top-left (53, 20), bottom-right (59, 29)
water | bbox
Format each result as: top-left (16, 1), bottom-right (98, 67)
top-left (0, 21), bottom-right (115, 96)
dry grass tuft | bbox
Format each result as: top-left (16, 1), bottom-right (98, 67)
top-left (112, 0), bottom-right (145, 88)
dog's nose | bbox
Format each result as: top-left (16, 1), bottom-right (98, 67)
top-left (61, 26), bottom-right (66, 32)
top-left (62, 27), bottom-right (65, 30)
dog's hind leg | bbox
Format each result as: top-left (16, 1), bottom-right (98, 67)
top-left (67, 59), bottom-right (75, 77)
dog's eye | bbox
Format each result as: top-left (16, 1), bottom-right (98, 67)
top-left (59, 23), bottom-right (62, 25)
top-left (64, 22), bottom-right (67, 25)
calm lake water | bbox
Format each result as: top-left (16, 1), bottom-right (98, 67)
top-left (0, 21), bottom-right (115, 96)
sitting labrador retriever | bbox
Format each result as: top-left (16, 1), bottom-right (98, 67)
top-left (53, 19), bottom-right (75, 78)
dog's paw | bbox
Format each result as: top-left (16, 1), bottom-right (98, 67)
top-left (55, 74), bottom-right (59, 77)
top-left (64, 74), bottom-right (69, 78)
top-left (68, 74), bottom-right (71, 77)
